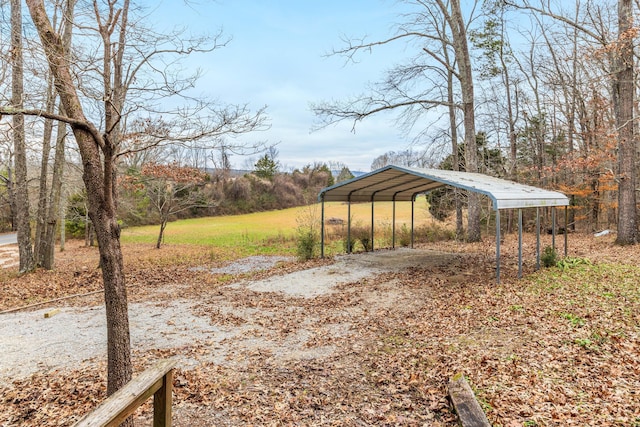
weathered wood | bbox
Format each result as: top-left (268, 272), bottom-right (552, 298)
top-left (153, 368), bottom-right (173, 427)
top-left (73, 358), bottom-right (176, 427)
top-left (0, 290), bottom-right (103, 315)
top-left (448, 373), bottom-right (491, 427)
top-left (44, 308), bottom-right (60, 318)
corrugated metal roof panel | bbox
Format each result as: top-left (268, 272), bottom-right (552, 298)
top-left (318, 165), bottom-right (569, 210)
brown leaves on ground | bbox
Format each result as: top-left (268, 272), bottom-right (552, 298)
top-left (1, 233), bottom-right (639, 426)
top-left (0, 242), bottom-right (324, 311)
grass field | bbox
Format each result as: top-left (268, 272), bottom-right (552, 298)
top-left (120, 198), bottom-right (438, 256)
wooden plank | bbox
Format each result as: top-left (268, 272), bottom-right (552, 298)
top-left (448, 373), bottom-right (491, 427)
top-left (153, 368), bottom-right (173, 427)
top-left (74, 358), bottom-right (176, 427)
top-left (44, 309), bottom-right (60, 318)
top-left (0, 290), bottom-right (103, 315)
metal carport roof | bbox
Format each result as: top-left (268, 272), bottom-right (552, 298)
top-left (318, 165), bottom-right (569, 209)
top-left (317, 165), bottom-right (570, 283)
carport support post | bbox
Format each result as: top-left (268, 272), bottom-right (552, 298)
top-left (496, 209), bottom-right (501, 284)
top-left (552, 207), bottom-right (556, 251)
top-left (347, 198), bottom-right (352, 254)
top-left (536, 207), bottom-right (540, 270)
top-left (518, 209), bottom-right (523, 279)
top-left (564, 206), bottom-right (568, 257)
top-left (392, 198), bottom-right (396, 249)
top-left (371, 199), bottom-right (375, 252)
top-left (321, 197), bottom-right (325, 258)
top-left (411, 196), bottom-right (415, 249)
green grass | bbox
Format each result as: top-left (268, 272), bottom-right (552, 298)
top-left (120, 200), bottom-right (436, 256)
top-left (121, 209), bottom-right (300, 255)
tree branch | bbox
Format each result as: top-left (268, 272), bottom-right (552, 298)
top-left (503, 0), bottom-right (608, 45)
top-left (0, 106), bottom-right (104, 147)
top-left (312, 98), bottom-right (454, 132)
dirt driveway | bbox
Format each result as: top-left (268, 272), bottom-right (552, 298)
top-left (0, 248), bottom-right (461, 385)
top-left (0, 245), bottom-right (18, 270)
top-left (1, 248), bottom-right (469, 425)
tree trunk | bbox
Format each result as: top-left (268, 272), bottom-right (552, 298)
top-left (42, 0), bottom-right (75, 270)
top-left (85, 209), bottom-right (91, 247)
top-left (11, 0), bottom-right (35, 273)
top-left (156, 220), bottom-right (167, 249)
top-left (5, 164), bottom-right (17, 232)
top-left (34, 76), bottom-right (55, 267)
top-left (59, 191), bottom-right (66, 252)
top-left (447, 68), bottom-right (463, 240)
top-left (91, 207), bottom-right (132, 397)
top-left (614, 0), bottom-right (637, 245)
top-left (43, 108), bottom-right (68, 269)
top-left (503, 30), bottom-right (517, 236)
top-left (25, 0), bottom-right (133, 402)
top-left (449, 0), bottom-right (481, 242)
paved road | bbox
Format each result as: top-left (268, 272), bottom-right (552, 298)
top-left (0, 233), bottom-right (17, 246)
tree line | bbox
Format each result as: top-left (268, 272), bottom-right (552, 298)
top-left (314, 0), bottom-right (639, 244)
top-left (64, 157), bottom-right (336, 249)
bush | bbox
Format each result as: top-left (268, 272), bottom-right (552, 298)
top-left (351, 223), bottom-right (372, 252)
top-left (295, 204), bottom-right (321, 261)
top-left (414, 222), bottom-right (456, 243)
top-left (541, 246), bottom-right (558, 268)
top-left (398, 224), bottom-right (412, 247)
top-left (296, 229), bottom-right (318, 261)
top-left (342, 236), bottom-right (357, 253)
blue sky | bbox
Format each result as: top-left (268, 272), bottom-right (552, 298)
top-left (149, 1), bottom-right (415, 172)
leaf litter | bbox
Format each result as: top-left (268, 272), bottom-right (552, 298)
top-left (0, 235), bottom-right (638, 426)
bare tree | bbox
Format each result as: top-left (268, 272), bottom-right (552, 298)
top-left (33, 63), bottom-right (57, 268)
top-left (312, 0), bottom-right (481, 241)
top-left (505, 0), bottom-right (637, 242)
top-left (613, 0), bottom-right (637, 244)
top-left (10, 0), bottom-right (35, 273)
top-left (1, 0), bottom-right (267, 408)
top-left (136, 162), bottom-right (211, 249)
top-left (35, 0), bottom-right (76, 269)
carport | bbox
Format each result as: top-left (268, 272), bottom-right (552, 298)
top-left (318, 165), bottom-right (570, 283)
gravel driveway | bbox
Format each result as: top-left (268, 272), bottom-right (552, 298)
top-left (0, 248), bottom-right (458, 387)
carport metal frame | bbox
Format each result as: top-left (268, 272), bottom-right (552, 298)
top-left (318, 166), bottom-right (570, 283)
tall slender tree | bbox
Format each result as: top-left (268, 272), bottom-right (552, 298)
top-left (613, 0), bottom-right (637, 244)
top-left (447, 0), bottom-right (481, 241)
top-left (313, 0), bottom-right (482, 241)
top-left (10, 0), bottom-right (34, 273)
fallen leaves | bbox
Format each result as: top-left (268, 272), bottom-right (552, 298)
top-left (0, 233), bottom-right (639, 426)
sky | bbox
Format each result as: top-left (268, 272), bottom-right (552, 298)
top-left (149, 1), bottom-right (416, 172)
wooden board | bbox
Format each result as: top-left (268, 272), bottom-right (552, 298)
top-left (44, 309), bottom-right (60, 318)
top-left (73, 358), bottom-right (177, 427)
top-left (448, 373), bottom-right (491, 427)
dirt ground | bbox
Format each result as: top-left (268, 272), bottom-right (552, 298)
top-left (0, 248), bottom-right (457, 387)
top-left (0, 234), bottom-right (638, 426)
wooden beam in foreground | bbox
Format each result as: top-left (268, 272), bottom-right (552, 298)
top-left (73, 358), bottom-right (177, 427)
top-left (448, 373), bottom-right (491, 427)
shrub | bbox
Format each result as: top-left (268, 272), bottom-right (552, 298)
top-left (351, 223), bottom-right (372, 252)
top-left (296, 229), bottom-right (318, 261)
top-left (414, 222), bottom-right (456, 243)
top-left (295, 204), bottom-right (320, 260)
top-left (343, 236), bottom-right (357, 253)
top-left (398, 224), bottom-right (412, 247)
top-left (541, 246), bottom-right (558, 268)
